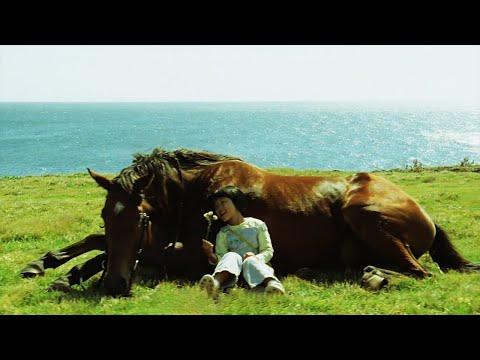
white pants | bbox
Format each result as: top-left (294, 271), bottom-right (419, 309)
top-left (213, 252), bottom-right (279, 289)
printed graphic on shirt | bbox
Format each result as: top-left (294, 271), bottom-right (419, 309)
top-left (227, 227), bottom-right (259, 256)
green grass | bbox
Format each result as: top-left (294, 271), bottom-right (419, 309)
top-left (1, 167), bottom-right (479, 314)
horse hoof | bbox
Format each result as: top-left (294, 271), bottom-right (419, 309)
top-left (363, 265), bottom-right (376, 273)
top-left (48, 277), bottom-right (72, 293)
top-left (20, 261), bottom-right (45, 278)
top-left (361, 273), bottom-right (388, 291)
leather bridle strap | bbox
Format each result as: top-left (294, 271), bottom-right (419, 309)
top-left (96, 210), bottom-right (150, 289)
top-left (132, 211), bottom-right (150, 274)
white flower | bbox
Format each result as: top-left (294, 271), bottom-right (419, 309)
top-left (203, 211), bottom-right (218, 221)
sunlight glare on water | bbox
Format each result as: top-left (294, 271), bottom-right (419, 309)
top-left (1, 102), bottom-right (479, 175)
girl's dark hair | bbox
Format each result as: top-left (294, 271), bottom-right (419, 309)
top-left (209, 185), bottom-right (247, 213)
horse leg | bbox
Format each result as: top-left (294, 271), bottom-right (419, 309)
top-left (358, 238), bottom-right (428, 291)
top-left (363, 265), bottom-right (407, 277)
top-left (20, 234), bottom-right (106, 278)
top-left (342, 208), bottom-right (431, 290)
top-left (48, 253), bottom-right (107, 292)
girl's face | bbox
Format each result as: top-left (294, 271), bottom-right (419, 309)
top-left (214, 196), bottom-right (241, 223)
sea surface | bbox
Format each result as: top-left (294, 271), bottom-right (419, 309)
top-left (1, 102), bottom-right (479, 176)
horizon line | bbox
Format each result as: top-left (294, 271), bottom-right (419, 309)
top-left (0, 100), bottom-right (478, 109)
top-left (0, 99), bottom-right (477, 104)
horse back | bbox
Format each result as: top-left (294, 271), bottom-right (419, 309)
top-left (197, 161), bottom-right (351, 272)
top-left (198, 160), bottom-right (348, 213)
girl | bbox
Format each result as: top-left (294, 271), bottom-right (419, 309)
top-left (199, 185), bottom-right (285, 299)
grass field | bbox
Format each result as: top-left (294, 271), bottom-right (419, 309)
top-left (1, 165), bottom-right (479, 314)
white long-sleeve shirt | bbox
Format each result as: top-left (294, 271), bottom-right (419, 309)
top-left (214, 217), bottom-right (274, 264)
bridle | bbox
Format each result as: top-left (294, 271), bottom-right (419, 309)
top-left (132, 208), bottom-right (150, 274)
top-left (96, 204), bottom-right (151, 290)
top-left (97, 155), bottom-right (185, 291)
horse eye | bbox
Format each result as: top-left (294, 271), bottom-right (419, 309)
top-left (99, 224), bottom-right (105, 229)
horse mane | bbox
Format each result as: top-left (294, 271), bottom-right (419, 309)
top-left (114, 147), bottom-right (243, 193)
top-left (170, 148), bottom-right (243, 169)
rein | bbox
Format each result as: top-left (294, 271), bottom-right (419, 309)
top-left (161, 156), bottom-right (185, 279)
top-left (171, 156), bottom-right (185, 248)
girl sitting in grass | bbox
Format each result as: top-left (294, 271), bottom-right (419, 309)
top-left (199, 185), bottom-right (285, 299)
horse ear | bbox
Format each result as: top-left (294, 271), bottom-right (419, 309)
top-left (87, 168), bottom-right (112, 191)
top-left (133, 174), bottom-right (153, 194)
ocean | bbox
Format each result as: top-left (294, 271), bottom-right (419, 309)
top-left (1, 102), bottom-right (479, 176)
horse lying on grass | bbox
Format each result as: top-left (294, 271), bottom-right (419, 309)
top-left (21, 148), bottom-right (480, 296)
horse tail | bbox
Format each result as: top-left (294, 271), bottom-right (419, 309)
top-left (429, 223), bottom-right (470, 271)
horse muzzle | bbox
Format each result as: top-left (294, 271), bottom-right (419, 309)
top-left (104, 273), bottom-right (131, 297)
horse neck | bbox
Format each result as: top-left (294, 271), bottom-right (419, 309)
top-left (145, 166), bottom-right (199, 215)
top-left (145, 168), bottom-right (203, 249)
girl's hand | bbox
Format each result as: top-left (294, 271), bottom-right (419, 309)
top-left (243, 252), bottom-right (255, 260)
top-left (201, 239), bottom-right (214, 255)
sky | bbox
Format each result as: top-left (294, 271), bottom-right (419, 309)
top-left (0, 45), bottom-right (479, 106)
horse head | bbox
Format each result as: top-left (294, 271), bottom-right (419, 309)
top-left (88, 168), bottom-right (156, 296)
top-left (87, 148), bottom-right (242, 296)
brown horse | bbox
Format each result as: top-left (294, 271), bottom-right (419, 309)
top-left (21, 148), bottom-right (479, 296)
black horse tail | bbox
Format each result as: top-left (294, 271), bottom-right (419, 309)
top-left (429, 223), bottom-right (473, 271)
